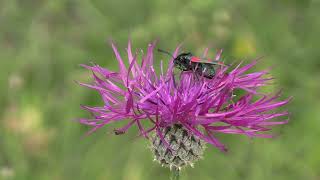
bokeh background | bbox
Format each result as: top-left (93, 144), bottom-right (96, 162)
top-left (1, 0), bottom-right (319, 179)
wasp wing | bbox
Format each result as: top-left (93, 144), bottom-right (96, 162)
top-left (190, 56), bottom-right (227, 66)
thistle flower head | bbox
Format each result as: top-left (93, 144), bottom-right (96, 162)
top-left (79, 40), bottom-right (290, 169)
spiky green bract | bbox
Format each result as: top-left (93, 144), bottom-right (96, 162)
top-left (151, 124), bottom-right (206, 170)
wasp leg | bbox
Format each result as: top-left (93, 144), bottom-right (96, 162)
top-left (201, 67), bottom-right (207, 79)
top-left (195, 73), bottom-right (200, 81)
top-left (192, 63), bottom-right (200, 81)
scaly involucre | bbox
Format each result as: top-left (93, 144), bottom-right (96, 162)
top-left (79, 41), bottom-right (290, 152)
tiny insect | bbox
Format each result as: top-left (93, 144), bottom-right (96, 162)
top-left (114, 129), bottom-right (125, 135)
top-left (158, 49), bottom-right (227, 79)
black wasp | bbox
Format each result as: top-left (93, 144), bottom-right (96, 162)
top-left (158, 49), bottom-right (227, 79)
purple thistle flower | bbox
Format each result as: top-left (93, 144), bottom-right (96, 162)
top-left (79, 40), bottom-right (290, 156)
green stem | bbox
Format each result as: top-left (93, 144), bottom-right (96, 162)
top-left (170, 168), bottom-right (180, 180)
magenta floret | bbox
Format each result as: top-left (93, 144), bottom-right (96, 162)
top-left (79, 40), bottom-right (290, 152)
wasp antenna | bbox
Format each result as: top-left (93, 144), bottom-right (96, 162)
top-left (158, 49), bottom-right (174, 58)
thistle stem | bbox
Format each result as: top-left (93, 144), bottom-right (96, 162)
top-left (170, 168), bottom-right (180, 180)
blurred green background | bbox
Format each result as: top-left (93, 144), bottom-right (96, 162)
top-left (1, 0), bottom-right (319, 179)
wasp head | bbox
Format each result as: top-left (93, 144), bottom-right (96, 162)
top-left (174, 52), bottom-right (193, 71)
